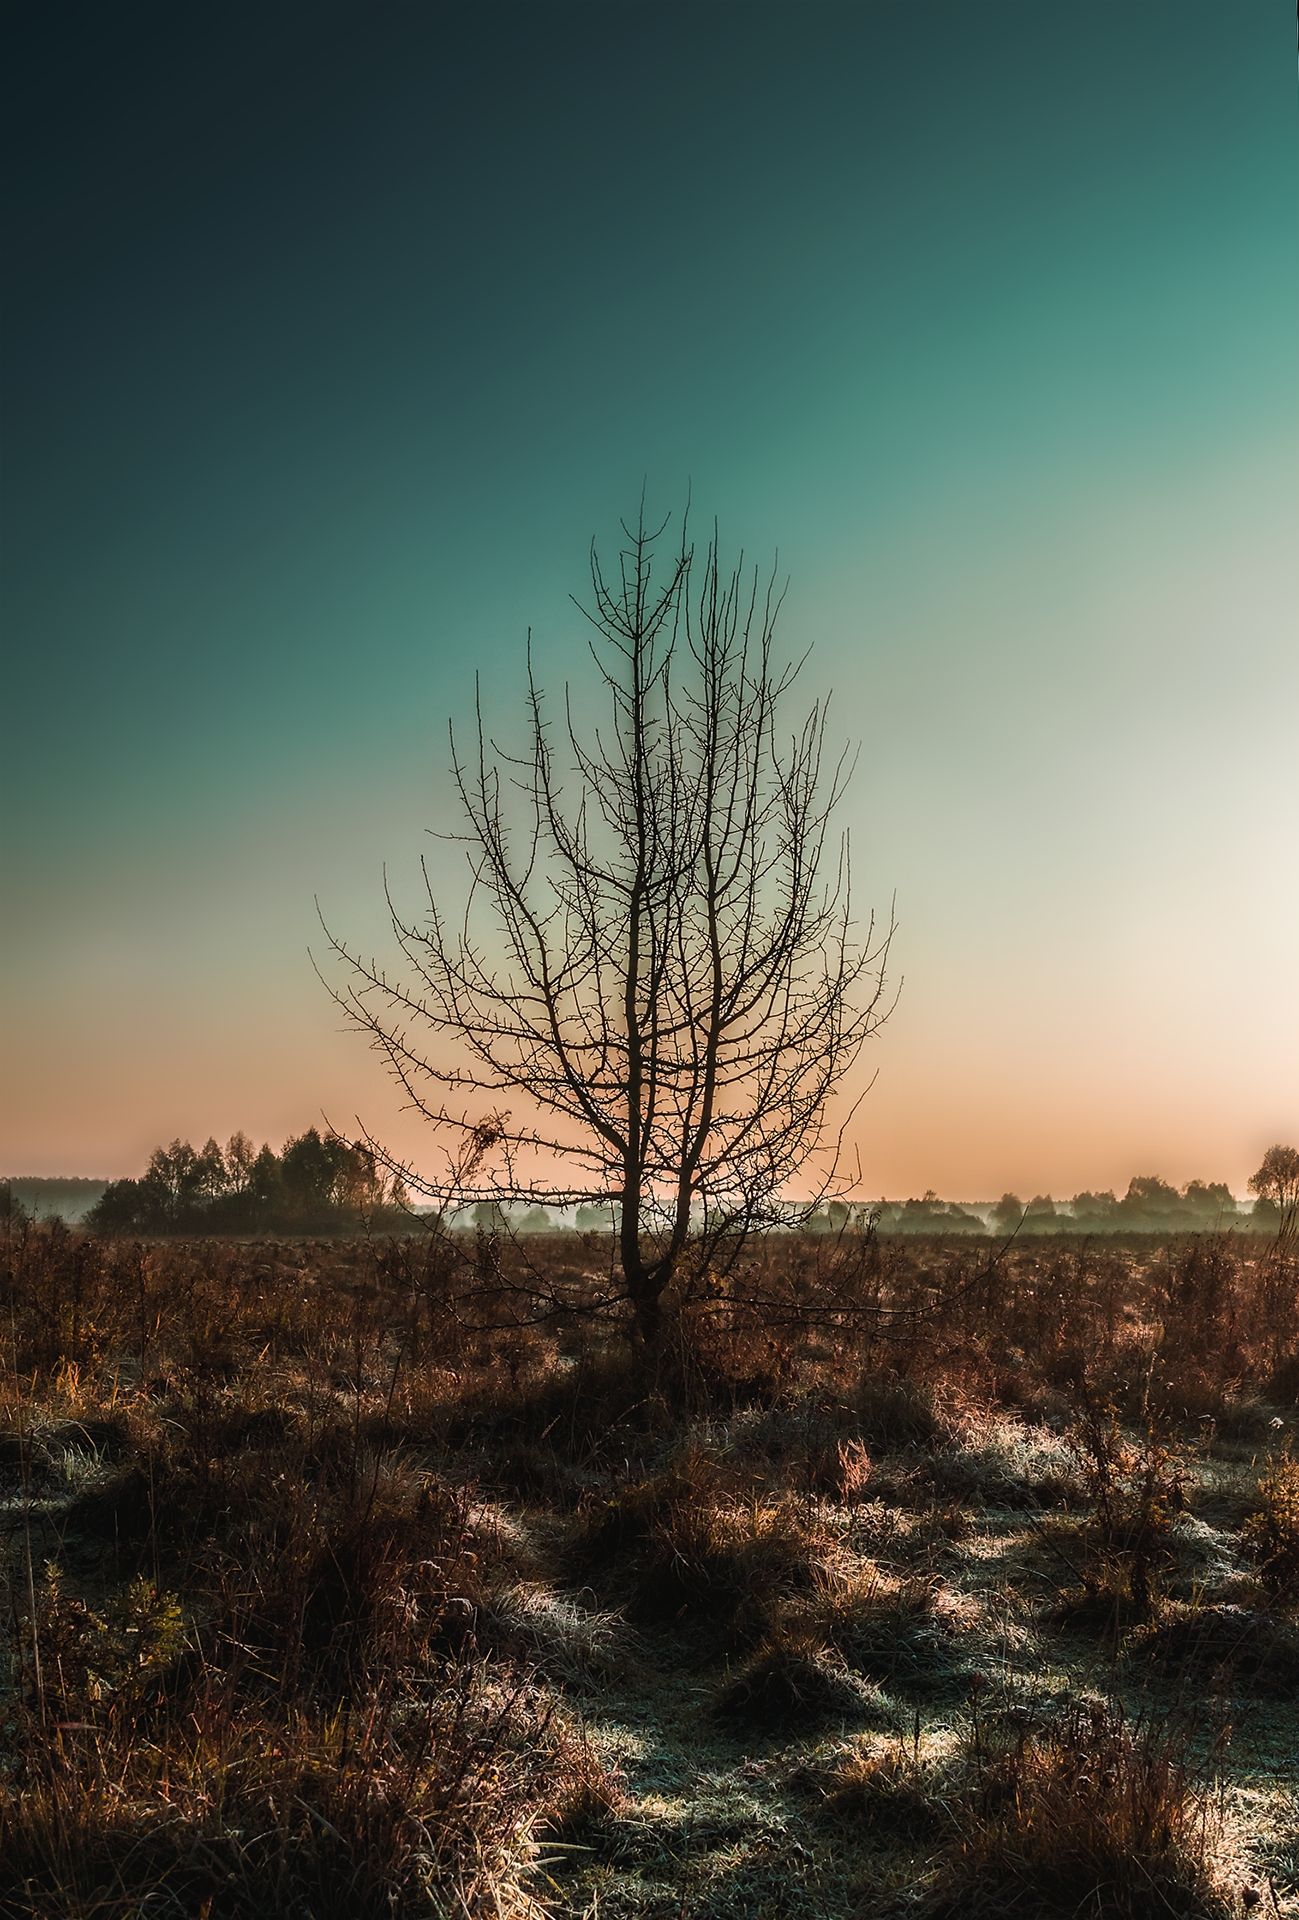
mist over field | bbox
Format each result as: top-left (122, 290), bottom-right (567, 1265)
top-left (0, 1164), bottom-right (1279, 1238)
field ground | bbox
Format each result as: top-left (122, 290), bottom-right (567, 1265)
top-left (2, 1222), bottom-right (1297, 1918)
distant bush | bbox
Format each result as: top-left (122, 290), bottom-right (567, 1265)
top-left (85, 1127), bottom-right (409, 1235)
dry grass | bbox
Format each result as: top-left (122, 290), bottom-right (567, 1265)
top-left (567, 1448), bottom-right (822, 1640)
top-left (820, 1735), bottom-right (954, 1841)
top-left (2, 1217), bottom-right (1296, 1917)
top-left (713, 1625), bottom-right (870, 1728)
top-left (927, 1699), bottom-right (1236, 1920)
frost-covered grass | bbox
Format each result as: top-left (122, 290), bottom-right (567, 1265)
top-left (2, 1219), bottom-right (1296, 1916)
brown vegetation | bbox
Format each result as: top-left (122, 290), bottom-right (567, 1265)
top-left (2, 1215), bottom-right (1296, 1916)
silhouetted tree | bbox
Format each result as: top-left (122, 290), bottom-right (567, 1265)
top-left (141, 1139), bottom-right (205, 1225)
top-left (333, 1139), bottom-right (385, 1211)
top-left (1070, 1190), bottom-right (1117, 1219)
top-left (86, 1178), bottom-right (144, 1232)
top-left (326, 501), bottom-right (895, 1348)
top-left (248, 1144), bottom-right (284, 1215)
top-left (225, 1130), bottom-right (256, 1194)
top-left (1249, 1144), bottom-right (1299, 1243)
top-left (196, 1137), bottom-right (228, 1203)
top-left (83, 1131), bottom-right (398, 1234)
top-left (281, 1127), bottom-right (341, 1214)
top-left (1119, 1175), bottom-right (1181, 1220)
top-left (1182, 1179), bottom-right (1235, 1217)
top-left (992, 1192), bottom-right (1024, 1233)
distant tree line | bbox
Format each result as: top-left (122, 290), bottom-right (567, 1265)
top-left (83, 1129), bottom-right (409, 1235)
top-left (460, 1161), bottom-right (1296, 1241)
top-left (8, 1144), bottom-right (1293, 1243)
top-left (0, 1177), bottom-right (107, 1224)
top-left (807, 1165), bottom-right (1292, 1238)
top-left (985, 1175), bottom-right (1252, 1237)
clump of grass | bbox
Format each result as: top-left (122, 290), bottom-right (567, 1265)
top-left (1049, 1551), bottom-right (1159, 1644)
top-left (713, 1626), bottom-right (869, 1729)
top-left (487, 1583), bottom-right (630, 1687)
top-left (818, 1736), bottom-right (952, 1839)
top-left (648, 1490), bottom-right (814, 1634)
top-left (834, 1435), bottom-right (875, 1500)
top-left (5, 1452), bottom-right (555, 1917)
top-left (929, 1699), bottom-right (1232, 1920)
top-left (1128, 1603), bottom-right (1299, 1698)
top-left (566, 1449), bottom-right (735, 1571)
top-left (442, 1341), bottom-right (671, 1468)
top-left (717, 1398), bottom-right (871, 1497)
top-left (922, 1412), bottom-right (1078, 1511)
top-left (1, 1662), bottom-right (552, 1920)
top-left (854, 1374), bottom-right (943, 1447)
top-left (567, 1449), bottom-right (818, 1639)
top-left (537, 1719), bottom-right (627, 1840)
top-left (804, 1564), bottom-right (976, 1701)
top-left (1240, 1447), bottom-right (1299, 1608)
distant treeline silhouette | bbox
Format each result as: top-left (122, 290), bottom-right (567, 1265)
top-left (81, 1130), bottom-right (407, 1234)
top-left (864, 1174), bottom-right (1268, 1237)
top-left (2, 1159), bottom-right (1282, 1241)
top-left (0, 1177), bottom-right (107, 1223)
top-left (443, 1175), bottom-right (1271, 1239)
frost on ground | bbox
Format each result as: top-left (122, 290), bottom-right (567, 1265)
top-left (2, 1224), bottom-right (1297, 1917)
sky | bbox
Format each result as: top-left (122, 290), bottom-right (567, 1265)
top-left (2, 0), bottom-right (1296, 1202)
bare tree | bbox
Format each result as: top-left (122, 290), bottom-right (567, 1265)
top-left (325, 503), bottom-right (895, 1347)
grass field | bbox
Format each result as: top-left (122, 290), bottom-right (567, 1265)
top-left (2, 1219), bottom-right (1296, 1918)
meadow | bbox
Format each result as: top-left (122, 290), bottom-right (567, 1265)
top-left (2, 1218), bottom-right (1296, 1919)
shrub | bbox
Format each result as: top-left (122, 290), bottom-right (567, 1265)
top-left (1048, 1400), bottom-right (1186, 1635)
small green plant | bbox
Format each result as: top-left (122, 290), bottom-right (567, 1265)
top-left (18, 1563), bottom-right (188, 1726)
top-left (1241, 1446), bottom-right (1299, 1607)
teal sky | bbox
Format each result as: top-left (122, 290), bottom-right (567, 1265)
top-left (2, 1), bottom-right (1296, 1197)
